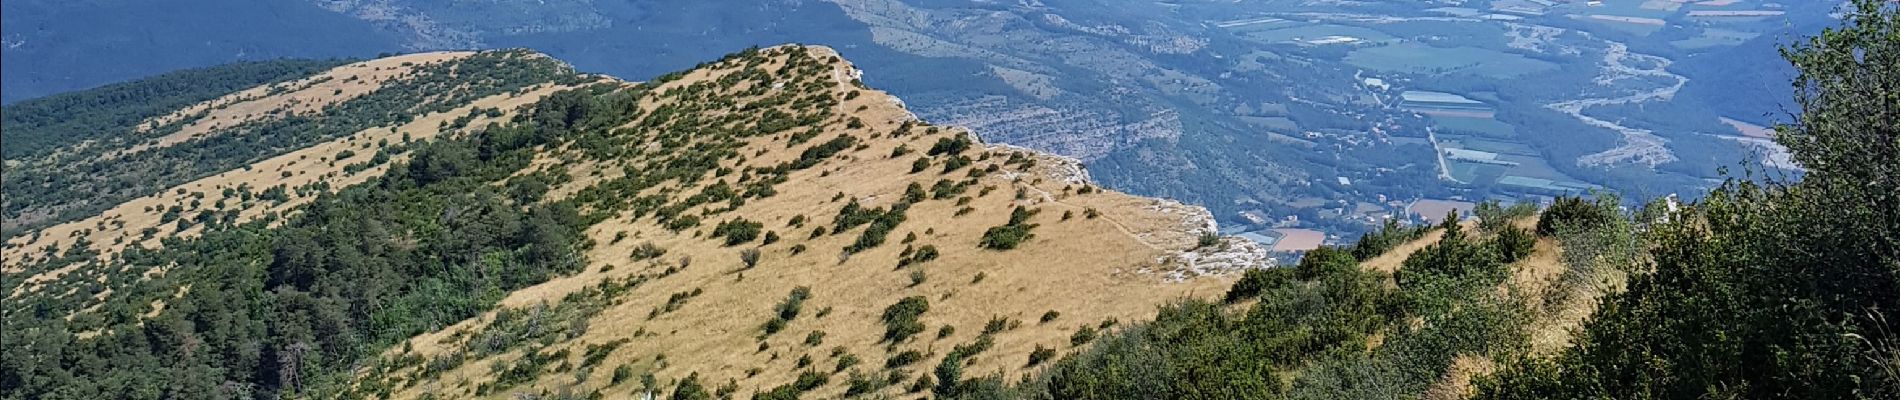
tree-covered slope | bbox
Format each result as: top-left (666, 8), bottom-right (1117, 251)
top-left (1, 45), bottom-right (1264, 400)
top-left (1, 50), bottom-right (583, 238)
top-left (1478, 2), bottom-right (1900, 398)
top-left (1, 58), bottom-right (348, 159)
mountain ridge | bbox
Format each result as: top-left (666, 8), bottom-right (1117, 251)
top-left (1, 44), bottom-right (1263, 399)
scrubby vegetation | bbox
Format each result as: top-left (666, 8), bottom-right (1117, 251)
top-left (1533, 195), bottom-right (1615, 237)
top-left (880, 296), bottom-right (931, 343)
top-left (1479, 3), bottom-right (1900, 397)
top-left (712, 217), bottom-right (764, 246)
top-left (11, 7), bottom-right (1895, 397)
top-left (0, 82), bottom-right (598, 397)
top-left (763, 286), bottom-right (813, 336)
top-left (1348, 218), bottom-right (1429, 261)
top-left (0, 45), bottom-right (889, 399)
top-left (944, 212), bottom-right (1529, 399)
top-left (1, 51), bottom-right (580, 239)
top-left (979, 206), bottom-right (1039, 250)
top-left (913, 3), bottom-right (1900, 398)
top-left (1, 58), bottom-right (347, 159)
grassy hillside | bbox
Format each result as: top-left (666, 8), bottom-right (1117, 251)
top-left (0, 45), bottom-right (1259, 399)
top-left (1, 50), bottom-right (584, 238)
top-left (328, 44), bottom-right (1271, 400)
top-left (6, 2), bottom-right (1894, 397)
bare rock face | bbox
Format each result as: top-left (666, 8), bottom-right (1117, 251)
top-left (1161, 238), bottom-right (1277, 282)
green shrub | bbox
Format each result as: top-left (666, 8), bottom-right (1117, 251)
top-left (1474, 200), bottom-right (1538, 232)
top-left (904, 182), bottom-right (927, 203)
top-left (711, 218), bottom-right (763, 246)
top-left (881, 296), bottom-right (930, 342)
top-left (980, 206), bottom-right (1040, 250)
top-left (1489, 226), bottom-right (1536, 264)
top-left (941, 155), bottom-right (972, 173)
top-left (790, 135), bottom-right (858, 170)
top-left (1535, 196), bottom-right (1616, 236)
top-left (630, 242), bottom-right (668, 261)
top-left (1395, 218), bottom-right (1506, 290)
top-left (983, 316), bottom-right (1011, 335)
top-left (835, 353), bottom-right (861, 373)
top-left (927, 135), bottom-right (973, 156)
top-left (1198, 231), bottom-right (1221, 248)
top-left (777, 286), bottom-right (811, 321)
top-left (610, 364), bottom-right (634, 385)
top-left (1070, 326), bottom-right (1098, 346)
top-left (762, 286), bottom-right (811, 336)
top-left (1026, 345), bottom-right (1057, 367)
top-left (887, 350), bottom-right (925, 368)
top-left (671, 373), bottom-right (711, 400)
top-left (1350, 218), bottom-right (1429, 261)
top-left (910, 157), bottom-right (931, 173)
top-left (1224, 267), bottom-right (1294, 303)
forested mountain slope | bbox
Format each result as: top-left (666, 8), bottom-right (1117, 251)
top-left (1, 50), bottom-right (586, 238)
top-left (0, 45), bottom-right (1261, 399)
top-left (4, 2), bottom-right (1894, 398)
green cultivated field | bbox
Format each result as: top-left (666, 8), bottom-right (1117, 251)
top-left (1497, 154), bottom-right (1576, 181)
top-left (1671, 28), bottom-right (1759, 49)
top-left (1346, 43), bottom-right (1557, 78)
top-left (1239, 116), bottom-right (1299, 131)
top-left (1448, 160), bottom-right (1497, 183)
top-left (1432, 116), bottom-right (1516, 137)
top-left (1238, 24), bottom-right (1397, 44)
top-left (1440, 135), bottom-right (1539, 156)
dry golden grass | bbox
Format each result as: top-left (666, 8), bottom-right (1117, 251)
top-left (125, 52), bottom-right (476, 155)
top-left (374, 46), bottom-right (1240, 399)
top-left (2, 80), bottom-right (581, 298)
top-left (1421, 355), bottom-right (1497, 400)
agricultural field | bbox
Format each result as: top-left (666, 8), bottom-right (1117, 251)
top-left (1345, 43), bottom-right (1557, 78)
top-left (1439, 135), bottom-right (1539, 157)
top-left (1573, 14), bottom-right (1668, 35)
top-left (1230, 23), bottom-right (1398, 46)
top-left (1268, 228), bottom-right (1327, 252)
top-left (1671, 28), bottom-right (1761, 49)
top-left (1555, 0), bottom-right (1681, 20)
top-left (1237, 116), bottom-right (1299, 132)
top-left (1430, 108), bottom-right (1595, 195)
top-left (1433, 116), bottom-right (1516, 138)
